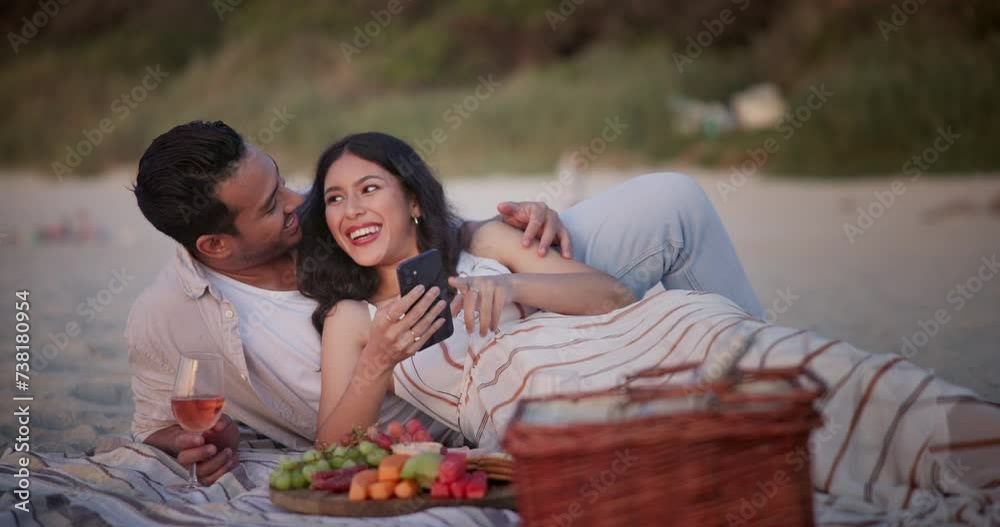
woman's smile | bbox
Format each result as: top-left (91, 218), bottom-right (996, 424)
top-left (344, 222), bottom-right (382, 246)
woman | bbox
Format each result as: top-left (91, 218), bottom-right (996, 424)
top-left (298, 132), bottom-right (998, 518)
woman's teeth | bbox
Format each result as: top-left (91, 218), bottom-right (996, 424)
top-left (350, 225), bottom-right (381, 240)
top-left (284, 215), bottom-right (295, 228)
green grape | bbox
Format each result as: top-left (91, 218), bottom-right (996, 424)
top-left (332, 446), bottom-right (348, 457)
top-left (302, 464), bottom-right (318, 482)
top-left (341, 459), bottom-right (358, 469)
top-left (366, 451), bottom-right (388, 467)
top-left (313, 459), bottom-right (332, 472)
top-left (302, 449), bottom-right (321, 463)
top-left (272, 470), bottom-right (292, 490)
top-left (357, 441), bottom-right (375, 456)
top-left (345, 448), bottom-right (362, 461)
top-left (330, 456), bottom-right (345, 469)
top-left (291, 470), bottom-right (308, 489)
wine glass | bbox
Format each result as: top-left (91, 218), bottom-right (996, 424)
top-left (170, 353), bottom-right (225, 491)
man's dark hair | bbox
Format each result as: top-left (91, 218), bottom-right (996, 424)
top-left (133, 120), bottom-right (247, 252)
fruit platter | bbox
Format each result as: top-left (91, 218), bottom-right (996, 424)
top-left (268, 419), bottom-right (516, 517)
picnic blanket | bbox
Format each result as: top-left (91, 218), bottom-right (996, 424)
top-left (1, 439), bottom-right (996, 526)
top-left (3, 285), bottom-right (998, 525)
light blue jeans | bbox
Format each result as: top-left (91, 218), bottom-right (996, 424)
top-left (561, 172), bottom-right (763, 317)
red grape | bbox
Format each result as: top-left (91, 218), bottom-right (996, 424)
top-left (386, 420), bottom-right (404, 439)
top-left (374, 432), bottom-right (393, 450)
top-left (405, 419), bottom-right (425, 435)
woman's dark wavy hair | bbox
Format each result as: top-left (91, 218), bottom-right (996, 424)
top-left (297, 132), bottom-right (463, 333)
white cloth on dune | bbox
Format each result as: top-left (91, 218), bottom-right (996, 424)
top-left (391, 253), bottom-right (1000, 524)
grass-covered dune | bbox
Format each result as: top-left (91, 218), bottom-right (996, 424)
top-left (2, 0), bottom-right (998, 178)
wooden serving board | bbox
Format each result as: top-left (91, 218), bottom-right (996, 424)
top-left (269, 485), bottom-right (517, 517)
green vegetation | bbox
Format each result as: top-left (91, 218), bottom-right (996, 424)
top-left (1, 0), bottom-right (997, 178)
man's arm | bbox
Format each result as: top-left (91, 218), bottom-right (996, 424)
top-left (461, 201), bottom-right (573, 258)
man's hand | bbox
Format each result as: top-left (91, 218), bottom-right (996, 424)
top-left (176, 413), bottom-right (241, 485)
top-left (496, 201), bottom-right (573, 258)
top-left (147, 413), bottom-right (241, 485)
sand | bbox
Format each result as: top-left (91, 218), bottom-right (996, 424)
top-left (1, 168), bottom-right (998, 453)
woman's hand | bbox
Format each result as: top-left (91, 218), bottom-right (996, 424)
top-left (363, 285), bottom-right (448, 374)
top-left (449, 275), bottom-right (515, 337)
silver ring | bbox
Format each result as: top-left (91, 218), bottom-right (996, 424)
top-left (410, 330), bottom-right (420, 343)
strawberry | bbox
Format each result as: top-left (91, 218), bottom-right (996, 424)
top-left (466, 471), bottom-right (488, 499)
top-left (449, 475), bottom-right (469, 500)
top-left (430, 481), bottom-right (451, 499)
top-left (437, 453), bottom-right (467, 484)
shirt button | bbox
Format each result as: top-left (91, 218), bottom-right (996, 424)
top-left (224, 310), bottom-right (235, 319)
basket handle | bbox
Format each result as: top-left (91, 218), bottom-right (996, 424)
top-left (622, 363), bottom-right (700, 387)
top-left (622, 327), bottom-right (759, 389)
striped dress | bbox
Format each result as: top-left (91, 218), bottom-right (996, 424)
top-left (383, 252), bottom-right (999, 514)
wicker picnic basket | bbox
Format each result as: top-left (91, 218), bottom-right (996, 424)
top-left (502, 362), bottom-right (824, 526)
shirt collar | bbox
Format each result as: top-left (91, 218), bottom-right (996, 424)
top-left (172, 244), bottom-right (222, 301)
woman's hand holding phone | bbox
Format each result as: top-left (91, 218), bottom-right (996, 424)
top-left (449, 275), bottom-right (515, 337)
top-left (363, 285), bottom-right (448, 374)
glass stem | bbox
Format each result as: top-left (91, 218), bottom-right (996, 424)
top-left (189, 461), bottom-right (198, 487)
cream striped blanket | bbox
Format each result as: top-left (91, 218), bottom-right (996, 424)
top-left (392, 282), bottom-right (1000, 526)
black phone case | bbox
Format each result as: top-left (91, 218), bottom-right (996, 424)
top-left (396, 249), bottom-right (455, 351)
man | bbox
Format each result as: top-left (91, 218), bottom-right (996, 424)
top-left (128, 121), bottom-right (761, 484)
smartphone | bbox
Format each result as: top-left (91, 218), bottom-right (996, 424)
top-left (396, 249), bottom-right (454, 351)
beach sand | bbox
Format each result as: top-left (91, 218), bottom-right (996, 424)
top-left (1, 169), bottom-right (998, 453)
